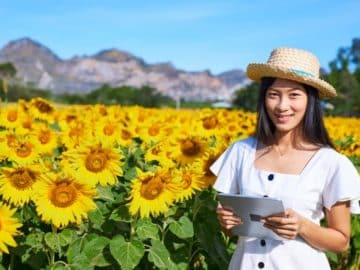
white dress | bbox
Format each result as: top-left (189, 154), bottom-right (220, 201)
top-left (210, 137), bottom-right (360, 270)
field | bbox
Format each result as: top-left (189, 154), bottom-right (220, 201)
top-left (0, 97), bottom-right (359, 269)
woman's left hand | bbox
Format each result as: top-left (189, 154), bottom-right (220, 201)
top-left (262, 208), bottom-right (305, 239)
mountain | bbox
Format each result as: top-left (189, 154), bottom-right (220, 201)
top-left (0, 38), bottom-right (249, 101)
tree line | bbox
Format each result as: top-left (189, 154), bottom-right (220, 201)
top-left (0, 38), bottom-right (359, 114)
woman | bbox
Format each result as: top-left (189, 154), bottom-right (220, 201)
top-left (211, 47), bottom-right (360, 269)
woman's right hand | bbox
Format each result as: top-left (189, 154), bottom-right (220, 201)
top-left (216, 203), bottom-right (242, 232)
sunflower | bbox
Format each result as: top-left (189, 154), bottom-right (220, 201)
top-left (192, 151), bottom-right (220, 187)
top-left (93, 117), bottom-right (122, 145)
top-left (28, 97), bottom-right (56, 123)
top-left (0, 203), bottom-right (22, 254)
top-left (169, 135), bottom-right (209, 165)
top-left (31, 122), bottom-right (59, 154)
top-left (60, 120), bottom-right (93, 149)
top-left (63, 141), bottom-right (123, 187)
top-left (174, 164), bottom-right (207, 202)
top-left (0, 104), bottom-right (25, 129)
top-left (143, 141), bottom-right (175, 168)
top-left (33, 172), bottom-right (97, 228)
top-left (128, 168), bottom-right (182, 218)
top-left (4, 134), bottom-right (40, 165)
top-left (0, 165), bottom-right (45, 206)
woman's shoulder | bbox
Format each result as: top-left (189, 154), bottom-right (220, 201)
top-left (319, 146), bottom-right (357, 171)
top-left (230, 136), bottom-right (257, 152)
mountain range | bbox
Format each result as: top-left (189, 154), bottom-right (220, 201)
top-left (0, 38), bottom-right (250, 101)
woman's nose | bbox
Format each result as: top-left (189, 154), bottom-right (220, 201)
top-left (276, 97), bottom-right (290, 111)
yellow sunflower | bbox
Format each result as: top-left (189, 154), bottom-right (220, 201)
top-left (128, 168), bottom-right (182, 218)
top-left (60, 120), bottom-right (93, 149)
top-left (28, 97), bottom-right (56, 123)
top-left (31, 122), bottom-right (59, 154)
top-left (63, 141), bottom-right (123, 187)
top-left (169, 135), bottom-right (209, 165)
top-left (174, 164), bottom-right (207, 202)
top-left (33, 172), bottom-right (97, 228)
top-left (93, 117), bottom-right (122, 145)
top-left (0, 104), bottom-right (25, 129)
top-left (4, 134), bottom-right (40, 165)
top-left (0, 203), bottom-right (22, 255)
top-left (143, 141), bottom-right (175, 168)
top-left (192, 151), bottom-right (220, 188)
top-left (0, 165), bottom-right (45, 206)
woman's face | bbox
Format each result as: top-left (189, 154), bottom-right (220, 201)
top-left (265, 78), bottom-right (308, 134)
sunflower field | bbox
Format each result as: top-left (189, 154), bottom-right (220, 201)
top-left (0, 97), bottom-right (359, 270)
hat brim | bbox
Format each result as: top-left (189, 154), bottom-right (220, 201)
top-left (246, 63), bottom-right (337, 98)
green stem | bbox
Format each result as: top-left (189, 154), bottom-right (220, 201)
top-left (8, 253), bottom-right (14, 270)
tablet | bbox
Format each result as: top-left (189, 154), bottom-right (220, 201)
top-left (217, 193), bottom-right (285, 239)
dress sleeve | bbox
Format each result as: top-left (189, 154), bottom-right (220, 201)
top-left (210, 142), bottom-right (243, 194)
top-left (322, 154), bottom-right (360, 214)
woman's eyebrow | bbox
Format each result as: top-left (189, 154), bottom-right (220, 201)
top-left (268, 87), bottom-right (303, 91)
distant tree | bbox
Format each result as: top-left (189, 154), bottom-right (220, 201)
top-left (232, 82), bottom-right (259, 112)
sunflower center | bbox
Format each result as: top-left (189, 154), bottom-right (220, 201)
top-left (34, 100), bottom-right (54, 113)
top-left (202, 116), bottom-right (218, 129)
top-left (181, 139), bottom-right (201, 156)
top-left (103, 124), bottom-right (115, 136)
top-left (7, 110), bottom-right (18, 122)
top-left (9, 168), bottom-right (37, 190)
top-left (148, 124), bottom-right (160, 136)
top-left (16, 142), bottom-right (33, 158)
top-left (39, 130), bottom-right (51, 144)
top-left (182, 173), bottom-right (192, 189)
top-left (50, 182), bottom-right (77, 207)
top-left (121, 129), bottom-right (132, 140)
top-left (85, 151), bottom-right (108, 172)
top-left (69, 127), bottom-right (83, 139)
top-left (140, 176), bottom-right (164, 200)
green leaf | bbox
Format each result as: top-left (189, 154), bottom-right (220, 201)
top-left (109, 235), bottom-right (144, 270)
top-left (66, 237), bottom-right (88, 263)
top-left (88, 208), bottom-right (105, 229)
top-left (45, 232), bottom-right (61, 254)
top-left (169, 216), bottom-right (194, 239)
top-left (59, 229), bottom-right (76, 247)
top-left (68, 254), bottom-right (94, 270)
top-left (82, 236), bottom-right (110, 267)
top-left (96, 185), bottom-right (115, 201)
top-left (147, 239), bottom-right (173, 269)
top-left (136, 218), bottom-right (160, 240)
top-left (25, 231), bottom-right (44, 250)
top-left (326, 251), bottom-right (338, 263)
top-left (110, 205), bottom-right (132, 222)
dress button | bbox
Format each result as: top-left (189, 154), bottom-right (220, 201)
top-left (268, 174), bottom-right (274, 181)
top-left (260, 239), bottom-right (266, 246)
top-left (258, 262), bottom-right (265, 268)
top-left (263, 195), bottom-right (268, 197)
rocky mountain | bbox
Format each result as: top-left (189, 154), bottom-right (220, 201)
top-left (0, 38), bottom-right (249, 101)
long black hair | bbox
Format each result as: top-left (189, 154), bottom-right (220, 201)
top-left (255, 77), bottom-right (334, 148)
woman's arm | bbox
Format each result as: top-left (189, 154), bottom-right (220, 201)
top-left (263, 201), bottom-right (351, 253)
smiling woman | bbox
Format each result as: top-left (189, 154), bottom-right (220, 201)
top-left (212, 47), bottom-right (360, 270)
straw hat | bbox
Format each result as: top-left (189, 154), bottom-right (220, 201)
top-left (246, 47), bottom-right (337, 98)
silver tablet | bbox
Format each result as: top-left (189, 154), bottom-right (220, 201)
top-left (217, 193), bottom-right (285, 239)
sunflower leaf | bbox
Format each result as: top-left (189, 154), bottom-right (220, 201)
top-left (169, 216), bottom-right (194, 239)
top-left (148, 239), bottom-right (174, 269)
top-left (82, 236), bottom-right (110, 266)
top-left (109, 205), bottom-right (132, 222)
top-left (109, 235), bottom-right (144, 270)
top-left (44, 232), bottom-right (62, 255)
top-left (59, 229), bottom-right (76, 247)
top-left (135, 218), bottom-right (160, 240)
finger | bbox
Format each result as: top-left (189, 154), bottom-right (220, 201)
top-left (264, 224), bottom-right (298, 239)
top-left (265, 216), bottom-right (297, 225)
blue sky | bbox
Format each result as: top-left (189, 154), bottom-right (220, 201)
top-left (0, 0), bottom-right (359, 74)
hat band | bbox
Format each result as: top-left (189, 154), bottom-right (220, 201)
top-left (291, 69), bottom-right (315, 78)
